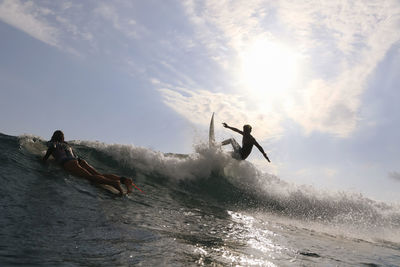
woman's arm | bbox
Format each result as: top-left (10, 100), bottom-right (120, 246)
top-left (222, 123), bottom-right (243, 135)
top-left (42, 146), bottom-right (53, 162)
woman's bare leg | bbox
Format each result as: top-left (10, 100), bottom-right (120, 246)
top-left (77, 159), bottom-right (102, 175)
top-left (79, 159), bottom-right (120, 181)
top-left (64, 160), bottom-right (124, 194)
top-left (103, 174), bottom-right (133, 193)
top-left (78, 159), bottom-right (132, 193)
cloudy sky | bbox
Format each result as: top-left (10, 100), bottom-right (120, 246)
top-left (1, 0), bottom-right (399, 202)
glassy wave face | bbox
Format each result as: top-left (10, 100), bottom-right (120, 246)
top-left (1, 132), bottom-right (399, 266)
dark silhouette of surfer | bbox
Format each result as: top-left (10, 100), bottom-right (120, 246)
top-left (43, 130), bottom-right (134, 195)
top-left (222, 123), bottom-right (270, 162)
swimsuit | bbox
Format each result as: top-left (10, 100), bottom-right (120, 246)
top-left (240, 135), bottom-right (255, 160)
top-left (222, 138), bottom-right (243, 159)
top-left (222, 135), bottom-right (255, 160)
top-left (48, 141), bottom-right (77, 165)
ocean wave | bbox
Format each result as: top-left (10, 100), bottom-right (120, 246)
top-left (13, 133), bottom-right (400, 243)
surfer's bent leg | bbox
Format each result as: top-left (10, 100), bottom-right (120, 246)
top-left (221, 138), bottom-right (233, 146)
top-left (222, 138), bottom-right (242, 159)
top-left (231, 139), bottom-right (241, 151)
top-left (222, 138), bottom-right (241, 153)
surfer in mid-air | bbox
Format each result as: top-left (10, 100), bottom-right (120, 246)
top-left (42, 130), bottom-right (134, 195)
top-left (222, 123), bottom-right (270, 162)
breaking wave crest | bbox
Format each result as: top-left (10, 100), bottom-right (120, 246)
top-left (16, 134), bottom-right (400, 244)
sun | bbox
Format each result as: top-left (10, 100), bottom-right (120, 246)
top-left (239, 38), bottom-right (299, 103)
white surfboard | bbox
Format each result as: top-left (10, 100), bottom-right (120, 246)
top-left (209, 112), bottom-right (215, 148)
top-left (99, 184), bottom-right (127, 195)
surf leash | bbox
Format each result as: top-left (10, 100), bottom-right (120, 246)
top-left (132, 182), bottom-right (145, 194)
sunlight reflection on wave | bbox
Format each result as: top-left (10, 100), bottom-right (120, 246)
top-left (193, 210), bottom-right (288, 266)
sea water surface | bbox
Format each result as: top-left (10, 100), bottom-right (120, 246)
top-left (1, 132), bottom-right (400, 266)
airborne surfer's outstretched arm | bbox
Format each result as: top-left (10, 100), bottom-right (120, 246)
top-left (222, 123), bottom-right (243, 135)
top-left (254, 139), bottom-right (270, 163)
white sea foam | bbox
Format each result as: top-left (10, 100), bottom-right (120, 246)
top-left (6, 134), bottom-right (399, 265)
top-left (18, 134), bottom-right (47, 156)
top-left (19, 135), bottom-right (400, 243)
top-left (75, 140), bottom-right (235, 181)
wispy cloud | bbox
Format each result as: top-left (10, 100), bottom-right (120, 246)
top-left (0, 1), bottom-right (147, 59)
top-left (93, 3), bottom-right (141, 39)
top-left (0, 0), bottom-right (94, 55)
top-left (183, 0), bottom-right (273, 66)
top-left (279, 0), bottom-right (400, 136)
top-left (0, 0), bottom-right (59, 47)
top-left (2, 0), bottom-right (399, 141)
top-left (154, 0), bottom-right (285, 140)
top-left (157, 80), bottom-right (284, 140)
top-left (157, 0), bottom-right (400, 139)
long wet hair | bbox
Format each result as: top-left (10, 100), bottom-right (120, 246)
top-left (50, 130), bottom-right (65, 142)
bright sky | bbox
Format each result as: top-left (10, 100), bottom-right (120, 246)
top-left (1, 0), bottom-right (399, 202)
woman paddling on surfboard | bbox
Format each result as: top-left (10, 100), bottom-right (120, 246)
top-left (221, 123), bottom-right (270, 162)
top-left (42, 130), bottom-right (134, 195)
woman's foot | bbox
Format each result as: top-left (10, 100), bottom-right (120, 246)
top-left (112, 180), bottom-right (125, 195)
top-left (120, 177), bottom-right (133, 193)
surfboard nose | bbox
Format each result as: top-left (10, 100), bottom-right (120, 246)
top-left (209, 113), bottom-right (215, 148)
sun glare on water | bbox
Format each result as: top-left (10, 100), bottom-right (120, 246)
top-left (239, 38), bottom-right (300, 104)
